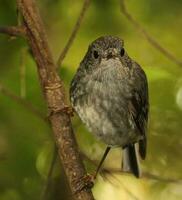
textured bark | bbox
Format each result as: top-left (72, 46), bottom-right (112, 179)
top-left (16, 0), bottom-right (94, 199)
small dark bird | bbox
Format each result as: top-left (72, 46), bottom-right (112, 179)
top-left (70, 36), bottom-right (149, 178)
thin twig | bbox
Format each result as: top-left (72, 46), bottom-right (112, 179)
top-left (0, 82), bottom-right (46, 121)
top-left (120, 0), bottom-right (182, 67)
top-left (81, 151), bottom-right (182, 184)
top-left (142, 172), bottom-right (182, 184)
top-left (0, 26), bottom-right (26, 37)
top-left (118, 179), bottom-right (139, 200)
top-left (20, 48), bottom-right (27, 98)
top-left (57, 0), bottom-right (91, 67)
top-left (40, 145), bottom-right (58, 200)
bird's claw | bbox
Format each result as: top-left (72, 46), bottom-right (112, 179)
top-left (73, 173), bottom-right (95, 194)
top-left (61, 106), bottom-right (75, 117)
top-left (47, 106), bottom-right (75, 120)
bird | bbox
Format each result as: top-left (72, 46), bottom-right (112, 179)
top-left (70, 35), bottom-right (149, 178)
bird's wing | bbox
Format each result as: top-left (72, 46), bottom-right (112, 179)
top-left (128, 62), bottom-right (149, 159)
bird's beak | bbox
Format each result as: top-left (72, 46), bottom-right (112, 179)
top-left (100, 55), bottom-right (122, 70)
top-left (103, 48), bottom-right (118, 60)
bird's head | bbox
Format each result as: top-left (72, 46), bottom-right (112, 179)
top-left (81, 36), bottom-right (132, 73)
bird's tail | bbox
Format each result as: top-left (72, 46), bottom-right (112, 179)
top-left (122, 143), bottom-right (141, 178)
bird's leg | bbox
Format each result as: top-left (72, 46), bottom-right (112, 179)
top-left (73, 174), bottom-right (94, 194)
top-left (94, 146), bottom-right (111, 179)
top-left (72, 146), bottom-right (111, 193)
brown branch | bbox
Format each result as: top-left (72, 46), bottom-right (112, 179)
top-left (0, 26), bottom-right (26, 37)
top-left (0, 82), bottom-right (45, 121)
top-left (120, 0), bottom-right (182, 67)
top-left (16, 0), bottom-right (94, 199)
top-left (57, 0), bottom-right (91, 67)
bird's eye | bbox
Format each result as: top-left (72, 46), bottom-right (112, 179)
top-left (93, 50), bottom-right (99, 59)
top-left (120, 48), bottom-right (125, 57)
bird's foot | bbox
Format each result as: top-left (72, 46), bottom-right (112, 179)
top-left (73, 173), bottom-right (95, 194)
top-left (60, 105), bottom-right (75, 117)
top-left (47, 106), bottom-right (75, 120)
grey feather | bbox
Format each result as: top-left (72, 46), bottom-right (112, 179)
top-left (122, 144), bottom-right (141, 178)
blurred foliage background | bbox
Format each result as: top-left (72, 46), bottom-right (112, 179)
top-left (0, 0), bottom-right (182, 199)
